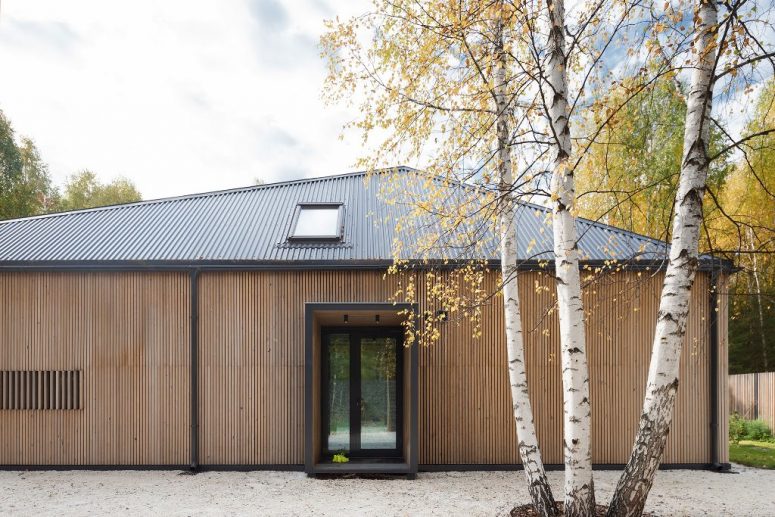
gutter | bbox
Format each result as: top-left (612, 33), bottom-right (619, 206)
top-left (709, 268), bottom-right (719, 468)
top-left (0, 257), bottom-right (735, 273)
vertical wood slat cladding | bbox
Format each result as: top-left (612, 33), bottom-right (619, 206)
top-left (0, 269), bottom-right (721, 466)
top-left (415, 270), bottom-right (713, 465)
top-left (0, 272), bottom-right (190, 465)
top-left (198, 270), bottom-right (719, 466)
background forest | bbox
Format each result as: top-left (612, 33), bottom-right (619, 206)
top-left (0, 110), bottom-right (141, 219)
top-left (575, 78), bottom-right (775, 375)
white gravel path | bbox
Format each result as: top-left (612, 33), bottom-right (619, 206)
top-left (0, 465), bottom-right (773, 516)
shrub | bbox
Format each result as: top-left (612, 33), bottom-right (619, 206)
top-left (729, 414), bottom-right (774, 443)
top-left (730, 413), bottom-right (747, 444)
top-left (745, 419), bottom-right (773, 441)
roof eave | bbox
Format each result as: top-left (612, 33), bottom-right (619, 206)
top-left (0, 256), bottom-right (735, 273)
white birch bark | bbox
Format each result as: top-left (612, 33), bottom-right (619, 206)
top-left (545, 0), bottom-right (595, 513)
top-left (495, 17), bottom-right (558, 517)
top-left (608, 1), bottom-right (718, 514)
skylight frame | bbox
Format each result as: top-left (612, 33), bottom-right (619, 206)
top-left (288, 202), bottom-right (345, 241)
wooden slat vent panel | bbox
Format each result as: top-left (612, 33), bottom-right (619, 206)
top-left (0, 370), bottom-right (81, 410)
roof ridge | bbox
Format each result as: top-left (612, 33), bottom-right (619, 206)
top-left (0, 166), bottom-right (417, 226)
top-left (0, 165), bottom-right (668, 249)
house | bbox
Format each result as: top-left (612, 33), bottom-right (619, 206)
top-left (0, 168), bottom-right (730, 475)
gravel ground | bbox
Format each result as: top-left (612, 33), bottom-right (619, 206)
top-left (1, 465), bottom-right (773, 516)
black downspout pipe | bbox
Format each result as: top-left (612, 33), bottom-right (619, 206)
top-left (709, 265), bottom-right (722, 470)
top-left (190, 269), bottom-right (200, 471)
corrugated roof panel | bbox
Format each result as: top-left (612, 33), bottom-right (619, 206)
top-left (0, 168), bottom-right (676, 265)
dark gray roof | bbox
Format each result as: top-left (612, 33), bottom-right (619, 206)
top-left (0, 167), bottom-right (677, 267)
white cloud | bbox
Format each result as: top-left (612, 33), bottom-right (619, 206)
top-left (0, 0), bottom-right (367, 199)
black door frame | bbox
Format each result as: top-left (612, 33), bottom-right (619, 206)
top-left (304, 302), bottom-right (418, 475)
top-left (321, 326), bottom-right (404, 459)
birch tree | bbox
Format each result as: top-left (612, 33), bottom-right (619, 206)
top-left (323, 2), bottom-right (560, 511)
top-left (609, 0), bottom-right (775, 513)
top-left (608, 3), bottom-right (720, 509)
top-left (496, 12), bottom-right (558, 512)
top-left (607, 7), bottom-right (721, 513)
top-left (543, 0), bottom-right (594, 512)
top-left (526, 0), bottom-right (682, 510)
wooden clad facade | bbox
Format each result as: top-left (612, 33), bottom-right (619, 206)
top-left (0, 269), bottom-right (728, 467)
top-left (0, 272), bottom-right (190, 466)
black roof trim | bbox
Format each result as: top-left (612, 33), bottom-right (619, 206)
top-left (0, 258), bottom-right (733, 273)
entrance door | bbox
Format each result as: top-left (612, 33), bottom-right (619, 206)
top-left (322, 328), bottom-right (403, 458)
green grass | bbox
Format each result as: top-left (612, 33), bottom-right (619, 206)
top-left (729, 440), bottom-right (775, 469)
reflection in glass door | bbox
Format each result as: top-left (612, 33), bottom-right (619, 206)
top-left (359, 336), bottom-right (398, 450)
top-left (322, 328), bottom-right (403, 458)
top-left (326, 334), bottom-right (350, 451)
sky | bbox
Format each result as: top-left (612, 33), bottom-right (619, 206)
top-left (1, 2), bottom-right (769, 202)
top-left (0, 0), bottom-right (366, 199)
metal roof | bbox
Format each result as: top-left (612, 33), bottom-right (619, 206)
top-left (0, 167), bottom-right (686, 268)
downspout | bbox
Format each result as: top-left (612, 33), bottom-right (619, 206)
top-left (190, 269), bottom-right (200, 471)
top-left (709, 264), bottom-right (722, 470)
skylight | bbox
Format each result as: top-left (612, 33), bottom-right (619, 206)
top-left (290, 204), bottom-right (343, 240)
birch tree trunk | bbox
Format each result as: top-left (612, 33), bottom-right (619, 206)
top-left (495, 17), bottom-right (558, 517)
top-left (608, 1), bottom-right (718, 515)
top-left (545, 0), bottom-right (595, 513)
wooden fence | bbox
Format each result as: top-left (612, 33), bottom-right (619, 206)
top-left (729, 372), bottom-right (775, 431)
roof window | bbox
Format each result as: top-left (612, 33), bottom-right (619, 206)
top-left (290, 203), bottom-right (343, 240)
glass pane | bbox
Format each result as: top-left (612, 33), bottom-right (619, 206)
top-left (359, 337), bottom-right (398, 450)
top-left (327, 334), bottom-right (350, 451)
top-left (293, 207), bottom-right (340, 238)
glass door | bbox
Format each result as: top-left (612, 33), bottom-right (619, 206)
top-left (322, 328), bottom-right (403, 458)
top-left (357, 336), bottom-right (399, 451)
top-left (325, 333), bottom-right (351, 452)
